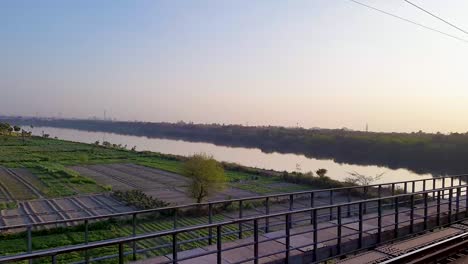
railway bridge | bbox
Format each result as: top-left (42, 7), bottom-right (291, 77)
top-left (1, 175), bottom-right (468, 263)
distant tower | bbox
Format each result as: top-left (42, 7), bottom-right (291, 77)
top-left (104, 110), bottom-right (107, 121)
top-left (366, 123), bottom-right (368, 132)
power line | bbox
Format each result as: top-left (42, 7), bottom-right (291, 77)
top-left (404, 0), bottom-right (468, 35)
top-left (347, 0), bottom-right (468, 44)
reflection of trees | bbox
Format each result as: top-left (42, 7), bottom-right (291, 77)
top-left (3, 117), bottom-right (468, 176)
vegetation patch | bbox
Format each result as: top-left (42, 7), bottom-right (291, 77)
top-left (113, 190), bottom-right (169, 209)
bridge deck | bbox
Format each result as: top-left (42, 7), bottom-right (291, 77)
top-left (133, 195), bottom-right (468, 264)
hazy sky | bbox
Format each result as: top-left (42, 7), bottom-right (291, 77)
top-left (2, 0), bottom-right (468, 133)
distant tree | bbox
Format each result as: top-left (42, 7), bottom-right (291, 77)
top-left (316, 168), bottom-right (328, 178)
top-left (43, 134), bottom-right (50, 138)
top-left (94, 141), bottom-right (100, 146)
top-left (20, 129), bottom-right (28, 144)
top-left (13, 126), bottom-right (21, 132)
top-left (183, 153), bottom-right (226, 203)
top-left (131, 146), bottom-right (137, 151)
top-left (0, 123), bottom-right (10, 135)
top-left (345, 171), bottom-right (385, 186)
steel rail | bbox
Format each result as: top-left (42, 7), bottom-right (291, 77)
top-left (380, 232), bottom-right (468, 263)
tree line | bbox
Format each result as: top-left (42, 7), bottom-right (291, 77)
top-left (3, 117), bottom-right (468, 175)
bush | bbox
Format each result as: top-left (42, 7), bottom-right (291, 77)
top-left (113, 190), bottom-right (169, 209)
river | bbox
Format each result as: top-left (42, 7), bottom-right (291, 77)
top-left (27, 126), bottom-right (440, 185)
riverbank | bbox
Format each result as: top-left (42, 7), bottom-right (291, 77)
top-left (2, 117), bottom-right (466, 175)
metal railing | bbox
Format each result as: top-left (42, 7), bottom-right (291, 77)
top-left (2, 173), bottom-right (466, 232)
top-left (1, 179), bottom-right (468, 264)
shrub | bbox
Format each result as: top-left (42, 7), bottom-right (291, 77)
top-left (113, 190), bottom-right (169, 209)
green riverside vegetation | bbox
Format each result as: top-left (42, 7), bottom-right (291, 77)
top-left (4, 117), bottom-right (468, 175)
top-left (0, 128), bottom-right (355, 263)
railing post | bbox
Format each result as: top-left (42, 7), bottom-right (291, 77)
top-left (310, 192), bottom-right (315, 225)
top-left (285, 214), bottom-right (291, 264)
top-left (378, 185), bottom-right (382, 198)
top-left (424, 193), bottom-right (428, 230)
top-left (27, 225), bottom-right (32, 264)
top-left (448, 188), bottom-right (453, 224)
top-left (329, 190), bottom-right (333, 221)
top-left (394, 197), bottom-right (399, 238)
top-left (265, 197), bottom-right (270, 233)
top-left (51, 255), bottom-right (57, 264)
top-left (437, 190), bottom-right (441, 226)
top-left (337, 206), bottom-right (342, 255)
top-left (217, 225), bottom-right (222, 264)
top-left (456, 187), bottom-right (461, 220)
top-left (378, 198), bottom-right (382, 243)
top-left (173, 208), bottom-right (178, 229)
top-left (119, 242), bottom-right (124, 264)
top-left (347, 189), bottom-right (351, 217)
top-left (239, 200), bottom-right (243, 239)
top-left (404, 182), bottom-right (408, 193)
top-left (466, 185), bottom-right (468, 218)
top-left (172, 233), bottom-right (178, 264)
top-left (423, 180), bottom-right (426, 192)
top-left (363, 187), bottom-right (368, 214)
top-left (289, 194), bottom-right (294, 211)
top-left (412, 181), bottom-right (415, 193)
top-left (410, 194), bottom-right (414, 234)
top-left (289, 194), bottom-right (294, 228)
top-left (132, 213), bottom-right (137, 261)
top-left (209, 203), bottom-right (213, 245)
top-left (359, 202), bottom-right (363, 248)
top-left (85, 219), bottom-right (89, 264)
top-left (313, 209), bottom-right (318, 262)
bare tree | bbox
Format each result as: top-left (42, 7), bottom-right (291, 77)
top-left (345, 171), bottom-right (385, 186)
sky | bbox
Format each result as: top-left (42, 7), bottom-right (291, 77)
top-left (1, 0), bottom-right (468, 133)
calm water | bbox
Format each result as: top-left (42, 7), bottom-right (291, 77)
top-left (28, 126), bottom-right (439, 185)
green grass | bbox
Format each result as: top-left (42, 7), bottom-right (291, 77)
top-left (0, 135), bottom-right (313, 200)
top-left (0, 214), bottom-right (252, 263)
top-left (0, 135), bottom-right (321, 262)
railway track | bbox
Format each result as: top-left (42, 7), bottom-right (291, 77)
top-left (106, 164), bottom-right (173, 185)
top-left (85, 166), bottom-right (144, 189)
top-left (0, 180), bottom-right (14, 202)
top-left (20, 202), bottom-right (42, 224)
top-left (381, 232), bottom-right (468, 264)
top-left (2, 168), bottom-right (43, 199)
top-left (88, 195), bottom-right (120, 214)
top-left (67, 197), bottom-right (97, 217)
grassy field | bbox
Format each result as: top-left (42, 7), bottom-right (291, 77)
top-left (0, 214), bottom-right (251, 263)
top-left (0, 135), bottom-right (312, 201)
top-left (0, 135), bottom-right (315, 262)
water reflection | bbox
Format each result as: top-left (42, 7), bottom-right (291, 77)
top-left (31, 126), bottom-right (437, 184)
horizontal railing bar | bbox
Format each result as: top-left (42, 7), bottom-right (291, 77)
top-left (2, 183), bottom-right (468, 263)
top-left (2, 174), bottom-right (466, 231)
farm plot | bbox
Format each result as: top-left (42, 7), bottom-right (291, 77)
top-left (69, 164), bottom-right (260, 205)
top-left (69, 164), bottom-right (193, 204)
top-left (0, 167), bottom-right (43, 201)
top-left (0, 194), bottom-right (134, 227)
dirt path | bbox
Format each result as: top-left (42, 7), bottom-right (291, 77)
top-left (0, 180), bottom-right (13, 201)
top-left (2, 167), bottom-right (44, 199)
